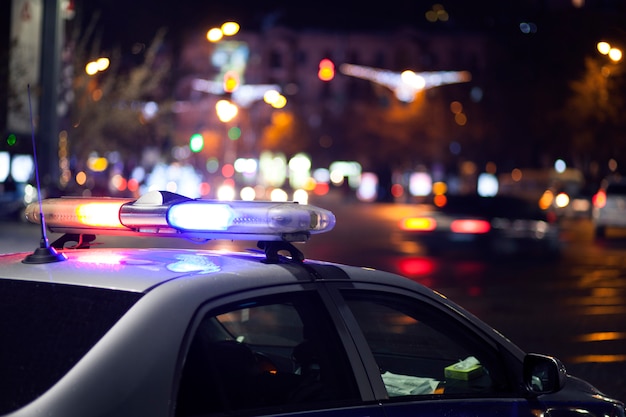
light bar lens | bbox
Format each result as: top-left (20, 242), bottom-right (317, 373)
top-left (166, 200), bottom-right (335, 235)
top-left (25, 197), bottom-right (131, 230)
top-left (168, 203), bottom-right (235, 231)
top-left (76, 202), bottom-right (126, 228)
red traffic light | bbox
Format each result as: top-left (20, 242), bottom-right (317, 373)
top-left (318, 58), bottom-right (335, 81)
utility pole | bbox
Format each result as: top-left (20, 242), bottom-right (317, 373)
top-left (39, 0), bottom-right (61, 193)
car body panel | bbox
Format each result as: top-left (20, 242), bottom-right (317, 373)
top-left (2, 247), bottom-right (624, 417)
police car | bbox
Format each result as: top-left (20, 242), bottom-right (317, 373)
top-left (1, 190), bottom-right (624, 417)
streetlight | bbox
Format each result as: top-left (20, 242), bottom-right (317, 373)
top-left (206, 21), bottom-right (240, 42)
top-left (263, 89), bottom-right (287, 109)
top-left (221, 22), bottom-right (240, 36)
top-left (597, 41), bottom-right (622, 63)
top-left (216, 99), bottom-right (238, 123)
top-left (609, 48), bottom-right (623, 62)
top-left (85, 57), bottom-right (110, 75)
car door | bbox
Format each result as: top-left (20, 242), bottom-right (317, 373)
top-left (323, 281), bottom-right (544, 417)
top-left (173, 283), bottom-right (386, 417)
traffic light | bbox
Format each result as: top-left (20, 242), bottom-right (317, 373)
top-left (189, 133), bottom-right (204, 153)
top-left (228, 127), bottom-right (241, 140)
top-left (6, 133), bottom-right (17, 146)
top-left (223, 70), bottom-right (240, 93)
top-left (318, 58), bottom-right (335, 81)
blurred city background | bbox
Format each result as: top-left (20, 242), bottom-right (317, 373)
top-left (1, 0), bottom-right (626, 212)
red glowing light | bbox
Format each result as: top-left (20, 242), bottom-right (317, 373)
top-left (398, 257), bottom-right (435, 276)
top-left (314, 182), bottom-right (330, 196)
top-left (450, 219), bottom-right (491, 234)
top-left (592, 190), bottom-right (607, 208)
top-left (391, 183), bottom-right (404, 198)
top-left (222, 164), bottom-right (235, 178)
top-left (318, 59), bottom-right (335, 81)
top-left (433, 194), bottom-right (447, 207)
top-left (199, 182), bottom-right (211, 196)
top-left (127, 178), bottom-right (139, 192)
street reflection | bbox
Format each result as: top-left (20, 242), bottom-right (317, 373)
top-left (568, 354), bottom-right (626, 364)
top-left (564, 257), bottom-right (626, 365)
top-left (394, 256), bottom-right (486, 297)
top-left (575, 332), bottom-right (626, 342)
top-left (397, 257), bottom-right (436, 279)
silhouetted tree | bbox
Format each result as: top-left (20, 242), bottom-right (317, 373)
top-left (562, 57), bottom-right (626, 168)
top-left (66, 24), bottom-right (172, 166)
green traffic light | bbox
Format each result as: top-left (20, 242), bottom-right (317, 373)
top-left (189, 133), bottom-right (204, 152)
top-left (6, 134), bottom-right (17, 146)
top-left (228, 127), bottom-right (241, 140)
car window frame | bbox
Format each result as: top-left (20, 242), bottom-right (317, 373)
top-left (173, 282), bottom-right (378, 417)
top-left (319, 280), bottom-right (523, 402)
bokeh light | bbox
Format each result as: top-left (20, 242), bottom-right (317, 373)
top-left (206, 28), bottom-right (223, 42)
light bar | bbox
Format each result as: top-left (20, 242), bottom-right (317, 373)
top-left (25, 191), bottom-right (336, 242)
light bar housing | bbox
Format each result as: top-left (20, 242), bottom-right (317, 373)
top-left (25, 191), bottom-right (336, 242)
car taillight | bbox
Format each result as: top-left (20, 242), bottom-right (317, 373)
top-left (592, 190), bottom-right (607, 208)
top-left (400, 217), bottom-right (437, 231)
top-left (450, 219), bottom-right (491, 234)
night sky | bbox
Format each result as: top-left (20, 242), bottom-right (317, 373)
top-left (79, 0), bottom-right (520, 51)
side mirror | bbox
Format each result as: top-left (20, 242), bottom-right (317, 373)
top-left (523, 353), bottom-right (567, 396)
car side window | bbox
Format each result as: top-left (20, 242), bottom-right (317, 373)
top-left (342, 291), bottom-right (511, 398)
top-left (176, 291), bottom-right (360, 416)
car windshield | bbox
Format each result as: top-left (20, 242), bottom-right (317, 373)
top-left (440, 195), bottom-right (545, 220)
top-left (0, 279), bottom-right (142, 414)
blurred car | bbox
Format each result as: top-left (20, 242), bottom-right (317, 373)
top-left (0, 190), bottom-right (622, 417)
top-left (400, 194), bottom-right (561, 257)
top-left (0, 181), bottom-right (35, 219)
top-left (592, 178), bottom-right (626, 238)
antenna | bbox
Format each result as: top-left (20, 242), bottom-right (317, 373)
top-left (22, 84), bottom-right (67, 264)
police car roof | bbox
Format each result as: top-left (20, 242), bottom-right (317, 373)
top-left (0, 247), bottom-right (422, 295)
top-left (1, 248), bottom-right (303, 293)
